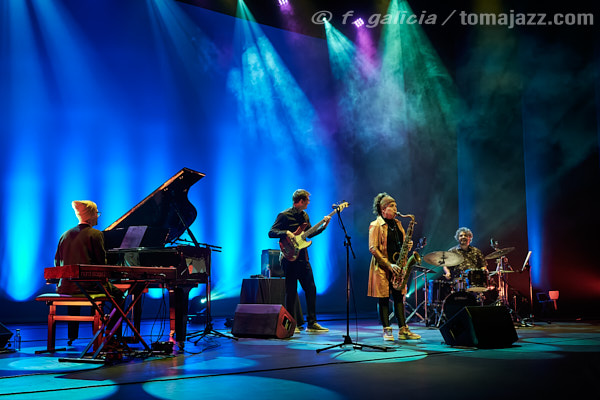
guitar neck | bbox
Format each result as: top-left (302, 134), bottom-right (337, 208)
top-left (302, 209), bottom-right (337, 238)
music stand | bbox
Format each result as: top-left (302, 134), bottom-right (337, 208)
top-left (317, 208), bottom-right (389, 353)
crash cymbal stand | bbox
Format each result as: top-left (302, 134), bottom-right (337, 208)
top-left (519, 251), bottom-right (535, 326)
top-left (494, 256), bottom-right (525, 325)
top-left (433, 264), bottom-right (449, 328)
top-left (494, 257), bottom-right (510, 307)
top-left (406, 266), bottom-right (431, 325)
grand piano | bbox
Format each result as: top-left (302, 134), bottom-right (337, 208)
top-left (103, 167), bottom-right (215, 343)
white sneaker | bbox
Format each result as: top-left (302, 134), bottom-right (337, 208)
top-left (383, 327), bottom-right (394, 341)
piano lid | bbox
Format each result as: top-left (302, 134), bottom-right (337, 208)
top-left (104, 168), bottom-right (205, 246)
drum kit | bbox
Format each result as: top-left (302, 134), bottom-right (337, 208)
top-left (406, 246), bottom-right (517, 327)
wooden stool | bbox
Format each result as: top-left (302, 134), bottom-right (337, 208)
top-left (35, 293), bottom-right (108, 354)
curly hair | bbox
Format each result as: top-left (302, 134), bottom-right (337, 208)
top-left (372, 192), bottom-right (394, 216)
top-left (454, 227), bottom-right (473, 242)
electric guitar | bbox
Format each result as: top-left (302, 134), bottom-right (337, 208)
top-left (279, 202), bottom-right (349, 262)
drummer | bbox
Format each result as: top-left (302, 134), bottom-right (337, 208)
top-left (443, 227), bottom-right (488, 280)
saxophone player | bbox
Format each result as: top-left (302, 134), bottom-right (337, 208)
top-left (367, 193), bottom-right (421, 341)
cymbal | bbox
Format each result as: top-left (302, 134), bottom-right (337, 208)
top-left (485, 247), bottom-right (515, 260)
top-left (423, 251), bottom-right (464, 267)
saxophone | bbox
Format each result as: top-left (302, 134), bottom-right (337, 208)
top-left (391, 213), bottom-right (421, 291)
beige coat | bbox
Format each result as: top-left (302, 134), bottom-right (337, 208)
top-left (368, 216), bottom-right (407, 297)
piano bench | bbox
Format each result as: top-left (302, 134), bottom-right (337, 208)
top-left (35, 293), bottom-right (108, 354)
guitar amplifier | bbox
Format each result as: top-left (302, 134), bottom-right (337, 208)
top-left (261, 249), bottom-right (284, 278)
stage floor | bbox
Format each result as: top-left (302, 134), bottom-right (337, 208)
top-left (1, 314), bottom-right (598, 399)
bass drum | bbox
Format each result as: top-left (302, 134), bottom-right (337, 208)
top-left (441, 291), bottom-right (478, 321)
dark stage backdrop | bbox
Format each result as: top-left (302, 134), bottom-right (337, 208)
top-left (0, 0), bottom-right (598, 323)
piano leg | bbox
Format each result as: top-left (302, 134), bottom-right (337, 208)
top-left (169, 287), bottom-right (191, 344)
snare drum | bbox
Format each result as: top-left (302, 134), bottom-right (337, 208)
top-left (465, 269), bottom-right (489, 293)
top-left (453, 276), bottom-right (466, 292)
top-left (428, 279), bottom-right (453, 305)
top-left (441, 291), bottom-right (478, 320)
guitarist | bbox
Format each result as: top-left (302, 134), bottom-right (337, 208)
top-left (268, 189), bottom-right (331, 333)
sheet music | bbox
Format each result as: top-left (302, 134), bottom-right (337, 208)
top-left (120, 226), bottom-right (148, 249)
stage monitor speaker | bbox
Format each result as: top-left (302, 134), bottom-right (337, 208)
top-left (439, 306), bottom-right (518, 348)
top-left (232, 304), bottom-right (296, 339)
top-left (0, 322), bottom-right (13, 349)
top-left (261, 249), bottom-right (284, 277)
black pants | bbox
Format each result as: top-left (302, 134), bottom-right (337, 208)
top-left (378, 284), bottom-right (406, 328)
top-left (282, 258), bottom-right (317, 326)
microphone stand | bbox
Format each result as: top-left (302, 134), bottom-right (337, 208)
top-left (317, 209), bottom-right (389, 353)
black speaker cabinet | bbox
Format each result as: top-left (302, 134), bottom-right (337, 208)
top-left (0, 322), bottom-right (13, 349)
top-left (261, 249), bottom-right (284, 277)
top-left (232, 304), bottom-right (296, 339)
top-left (439, 306), bottom-right (518, 348)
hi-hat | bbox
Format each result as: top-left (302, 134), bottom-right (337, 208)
top-left (412, 264), bottom-right (436, 273)
top-left (485, 247), bottom-right (515, 260)
top-left (489, 270), bottom-right (516, 276)
top-left (423, 251), bottom-right (464, 267)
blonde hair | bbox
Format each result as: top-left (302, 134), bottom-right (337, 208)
top-left (72, 200), bottom-right (98, 224)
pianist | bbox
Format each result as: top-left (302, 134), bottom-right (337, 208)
top-left (54, 200), bottom-right (121, 344)
top-left (55, 201), bottom-right (105, 294)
